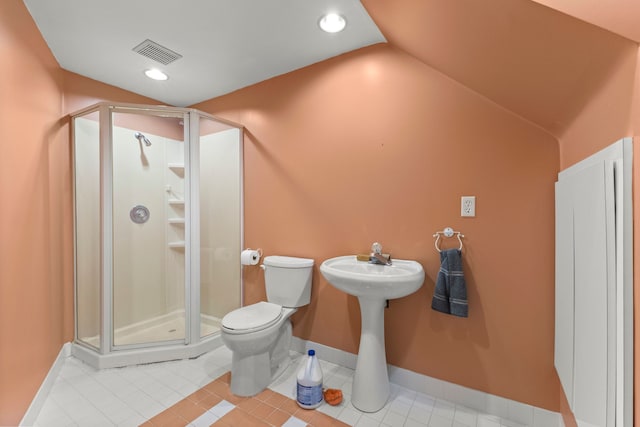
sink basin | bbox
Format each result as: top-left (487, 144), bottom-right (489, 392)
top-left (320, 255), bottom-right (425, 299)
top-left (320, 255), bottom-right (425, 412)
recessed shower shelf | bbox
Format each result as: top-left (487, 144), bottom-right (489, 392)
top-left (168, 218), bottom-right (185, 225)
top-left (168, 199), bottom-right (185, 206)
top-left (168, 241), bottom-right (185, 249)
top-left (168, 163), bottom-right (185, 176)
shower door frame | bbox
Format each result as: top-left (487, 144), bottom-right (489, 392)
top-left (71, 102), bottom-right (244, 369)
top-left (106, 105), bottom-right (192, 352)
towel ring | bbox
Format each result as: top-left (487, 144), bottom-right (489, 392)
top-left (432, 227), bottom-right (464, 252)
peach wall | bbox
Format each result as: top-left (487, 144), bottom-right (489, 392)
top-left (557, 45), bottom-right (640, 427)
top-left (631, 47), bottom-right (640, 134)
top-left (531, 0), bottom-right (640, 43)
top-left (194, 44), bottom-right (561, 410)
top-left (0, 0), bottom-right (67, 424)
top-left (631, 46), bottom-right (640, 427)
top-left (559, 387), bottom-right (578, 427)
top-left (558, 45), bottom-right (638, 168)
top-left (63, 71), bottom-right (166, 115)
top-left (0, 2), bottom-right (170, 422)
top-left (362, 0), bottom-right (636, 138)
top-left (4, 0), bottom-right (632, 422)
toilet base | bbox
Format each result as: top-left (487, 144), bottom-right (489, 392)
top-left (230, 350), bottom-right (272, 396)
top-left (226, 317), bottom-right (294, 397)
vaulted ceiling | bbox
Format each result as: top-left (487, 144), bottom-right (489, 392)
top-left (530, 0), bottom-right (640, 43)
top-left (23, 0), bottom-right (640, 138)
top-left (362, 0), bottom-right (639, 137)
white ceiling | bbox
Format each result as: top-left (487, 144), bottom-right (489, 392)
top-left (23, 0), bottom-right (386, 107)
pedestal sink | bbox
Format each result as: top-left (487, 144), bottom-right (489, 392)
top-left (320, 255), bottom-right (425, 412)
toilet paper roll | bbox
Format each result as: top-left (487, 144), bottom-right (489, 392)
top-left (241, 249), bottom-right (261, 266)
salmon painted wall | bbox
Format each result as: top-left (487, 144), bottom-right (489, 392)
top-left (0, 1), bottom-right (167, 422)
top-left (634, 53), bottom-right (640, 427)
top-left (558, 45), bottom-right (638, 167)
top-left (0, 0), bottom-right (67, 423)
top-left (556, 45), bottom-right (640, 427)
top-left (7, 0), bottom-right (630, 422)
top-left (531, 0), bottom-right (640, 43)
top-left (63, 71), bottom-right (167, 115)
top-left (194, 44), bottom-right (561, 410)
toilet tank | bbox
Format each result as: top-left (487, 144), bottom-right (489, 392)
top-left (263, 256), bottom-right (314, 307)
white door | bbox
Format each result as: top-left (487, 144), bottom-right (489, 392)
top-left (554, 138), bottom-right (633, 427)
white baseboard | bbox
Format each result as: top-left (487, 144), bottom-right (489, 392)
top-left (291, 337), bottom-right (562, 427)
top-left (20, 342), bottom-right (72, 426)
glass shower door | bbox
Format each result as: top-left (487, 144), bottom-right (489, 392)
top-left (74, 110), bottom-right (102, 349)
top-left (111, 110), bottom-right (187, 347)
top-left (198, 116), bottom-right (242, 338)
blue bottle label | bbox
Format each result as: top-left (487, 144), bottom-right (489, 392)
top-left (296, 383), bottom-right (323, 406)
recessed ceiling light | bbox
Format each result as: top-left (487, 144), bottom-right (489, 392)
top-left (319, 13), bottom-right (346, 33)
top-left (144, 69), bottom-right (168, 81)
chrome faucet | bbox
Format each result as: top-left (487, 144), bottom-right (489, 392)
top-left (370, 242), bottom-right (392, 265)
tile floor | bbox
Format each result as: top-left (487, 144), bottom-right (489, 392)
top-left (141, 371), bottom-right (348, 426)
top-left (33, 346), bottom-right (527, 427)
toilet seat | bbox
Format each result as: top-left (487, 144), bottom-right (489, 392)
top-left (222, 301), bottom-right (283, 335)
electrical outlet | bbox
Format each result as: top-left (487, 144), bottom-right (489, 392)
top-left (461, 196), bottom-right (476, 217)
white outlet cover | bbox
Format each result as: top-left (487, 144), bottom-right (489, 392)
top-left (461, 196), bottom-right (476, 217)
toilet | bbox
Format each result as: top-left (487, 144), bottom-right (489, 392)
top-left (221, 255), bottom-right (314, 396)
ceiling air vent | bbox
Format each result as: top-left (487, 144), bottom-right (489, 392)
top-left (132, 39), bottom-right (182, 65)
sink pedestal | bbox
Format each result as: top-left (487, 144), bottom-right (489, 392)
top-left (319, 255), bottom-right (425, 413)
top-left (351, 296), bottom-right (390, 412)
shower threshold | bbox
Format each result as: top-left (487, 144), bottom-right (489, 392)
top-left (72, 310), bottom-right (224, 369)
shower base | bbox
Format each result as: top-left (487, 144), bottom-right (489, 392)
top-left (73, 311), bottom-right (223, 369)
top-left (81, 310), bottom-right (221, 347)
top-left (113, 313), bottom-right (220, 346)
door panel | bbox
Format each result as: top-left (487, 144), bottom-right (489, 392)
top-left (554, 178), bottom-right (574, 406)
top-left (555, 137), bottom-right (633, 427)
top-left (570, 162), bottom-right (608, 427)
top-left (111, 112), bottom-right (186, 347)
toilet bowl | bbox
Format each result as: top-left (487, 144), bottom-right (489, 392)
top-left (220, 255), bottom-right (314, 396)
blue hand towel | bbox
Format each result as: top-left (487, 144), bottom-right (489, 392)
top-left (431, 249), bottom-right (468, 317)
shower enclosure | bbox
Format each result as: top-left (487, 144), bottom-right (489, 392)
top-left (71, 102), bottom-right (243, 369)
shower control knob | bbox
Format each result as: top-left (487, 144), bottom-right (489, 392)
top-left (130, 205), bottom-right (150, 224)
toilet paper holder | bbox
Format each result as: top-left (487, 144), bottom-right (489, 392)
top-left (241, 248), bottom-right (263, 265)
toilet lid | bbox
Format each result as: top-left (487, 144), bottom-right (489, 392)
top-left (222, 301), bottom-right (283, 333)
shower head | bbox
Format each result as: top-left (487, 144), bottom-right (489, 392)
top-left (134, 132), bottom-right (152, 146)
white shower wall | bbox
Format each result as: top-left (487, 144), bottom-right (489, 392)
top-left (111, 125), bottom-right (184, 331)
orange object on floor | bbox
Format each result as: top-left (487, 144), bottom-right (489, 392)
top-left (323, 388), bottom-right (343, 406)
